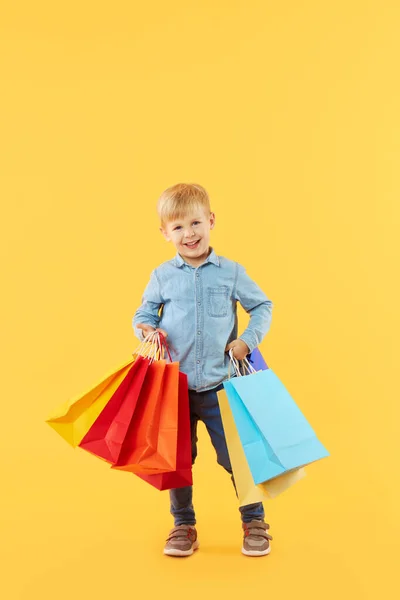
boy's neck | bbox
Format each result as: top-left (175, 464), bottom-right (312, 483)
top-left (178, 246), bottom-right (212, 268)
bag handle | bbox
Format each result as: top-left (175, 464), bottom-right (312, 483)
top-left (134, 330), bottom-right (156, 355)
top-left (133, 331), bottom-right (160, 362)
top-left (228, 349), bottom-right (241, 378)
top-left (241, 356), bottom-right (257, 375)
top-left (158, 332), bottom-right (173, 362)
top-left (228, 349), bottom-right (257, 378)
top-left (133, 330), bottom-right (173, 364)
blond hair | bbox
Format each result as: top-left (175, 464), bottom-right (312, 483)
top-left (157, 183), bottom-right (211, 226)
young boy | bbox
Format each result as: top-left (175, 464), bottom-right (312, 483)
top-left (133, 183), bottom-right (273, 557)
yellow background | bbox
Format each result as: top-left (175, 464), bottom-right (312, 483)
top-left (1, 1), bottom-right (399, 599)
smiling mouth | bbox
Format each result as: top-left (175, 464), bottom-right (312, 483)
top-left (184, 240), bottom-right (200, 248)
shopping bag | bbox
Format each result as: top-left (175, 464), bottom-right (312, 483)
top-left (46, 358), bottom-right (135, 447)
top-left (78, 355), bottom-right (151, 463)
top-left (137, 372), bottom-right (193, 490)
top-left (112, 359), bottom-right (180, 474)
top-left (259, 466), bottom-right (306, 498)
top-left (247, 347), bottom-right (268, 371)
top-left (224, 365), bottom-right (329, 485)
top-left (218, 387), bottom-right (305, 506)
top-left (45, 331), bottom-right (162, 448)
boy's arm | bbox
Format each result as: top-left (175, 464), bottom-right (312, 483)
top-left (132, 270), bottom-right (164, 341)
top-left (234, 263), bottom-right (273, 354)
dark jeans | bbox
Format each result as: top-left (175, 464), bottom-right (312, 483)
top-left (169, 384), bottom-right (265, 525)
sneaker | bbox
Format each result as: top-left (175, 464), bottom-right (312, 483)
top-left (164, 525), bottom-right (199, 557)
top-left (242, 520), bottom-right (272, 556)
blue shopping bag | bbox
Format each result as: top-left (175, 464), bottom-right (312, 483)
top-left (247, 347), bottom-right (268, 371)
top-left (223, 369), bottom-right (329, 485)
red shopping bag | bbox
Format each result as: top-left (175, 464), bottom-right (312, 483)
top-left (78, 355), bottom-right (150, 463)
top-left (137, 371), bottom-right (192, 490)
top-left (112, 359), bottom-right (180, 474)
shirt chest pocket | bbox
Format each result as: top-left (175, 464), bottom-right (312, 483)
top-left (207, 286), bottom-right (230, 318)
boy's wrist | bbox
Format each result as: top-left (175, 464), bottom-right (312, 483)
top-left (238, 334), bottom-right (256, 355)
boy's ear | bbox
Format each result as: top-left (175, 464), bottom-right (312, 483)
top-left (160, 226), bottom-right (171, 242)
top-left (210, 211), bottom-right (216, 229)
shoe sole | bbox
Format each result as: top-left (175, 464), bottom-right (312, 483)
top-left (164, 540), bottom-right (200, 557)
top-left (242, 546), bottom-right (271, 557)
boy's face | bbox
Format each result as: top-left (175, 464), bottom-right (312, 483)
top-left (161, 206), bottom-right (215, 266)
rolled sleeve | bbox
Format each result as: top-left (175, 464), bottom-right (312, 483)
top-left (132, 269), bottom-right (164, 341)
top-left (234, 263), bottom-right (273, 353)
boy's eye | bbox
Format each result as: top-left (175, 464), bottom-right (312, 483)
top-left (173, 221), bottom-right (200, 230)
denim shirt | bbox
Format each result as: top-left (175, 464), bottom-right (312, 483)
top-left (132, 248), bottom-right (273, 392)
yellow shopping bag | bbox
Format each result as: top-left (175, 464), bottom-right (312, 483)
top-left (218, 388), bottom-right (306, 506)
top-left (46, 358), bottom-right (135, 447)
top-left (259, 465), bottom-right (306, 499)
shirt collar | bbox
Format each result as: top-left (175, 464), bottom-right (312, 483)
top-left (174, 247), bottom-right (220, 268)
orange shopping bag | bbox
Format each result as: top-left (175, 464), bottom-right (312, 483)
top-left (112, 359), bottom-right (180, 475)
top-left (137, 371), bottom-right (193, 490)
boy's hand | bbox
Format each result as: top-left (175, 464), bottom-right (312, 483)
top-left (225, 339), bottom-right (250, 361)
top-left (136, 324), bottom-right (168, 338)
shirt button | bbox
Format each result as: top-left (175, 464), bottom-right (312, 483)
top-left (197, 331), bottom-right (201, 335)
top-left (196, 273), bottom-right (199, 277)
top-left (197, 360), bottom-right (200, 364)
top-left (198, 302), bottom-right (201, 306)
